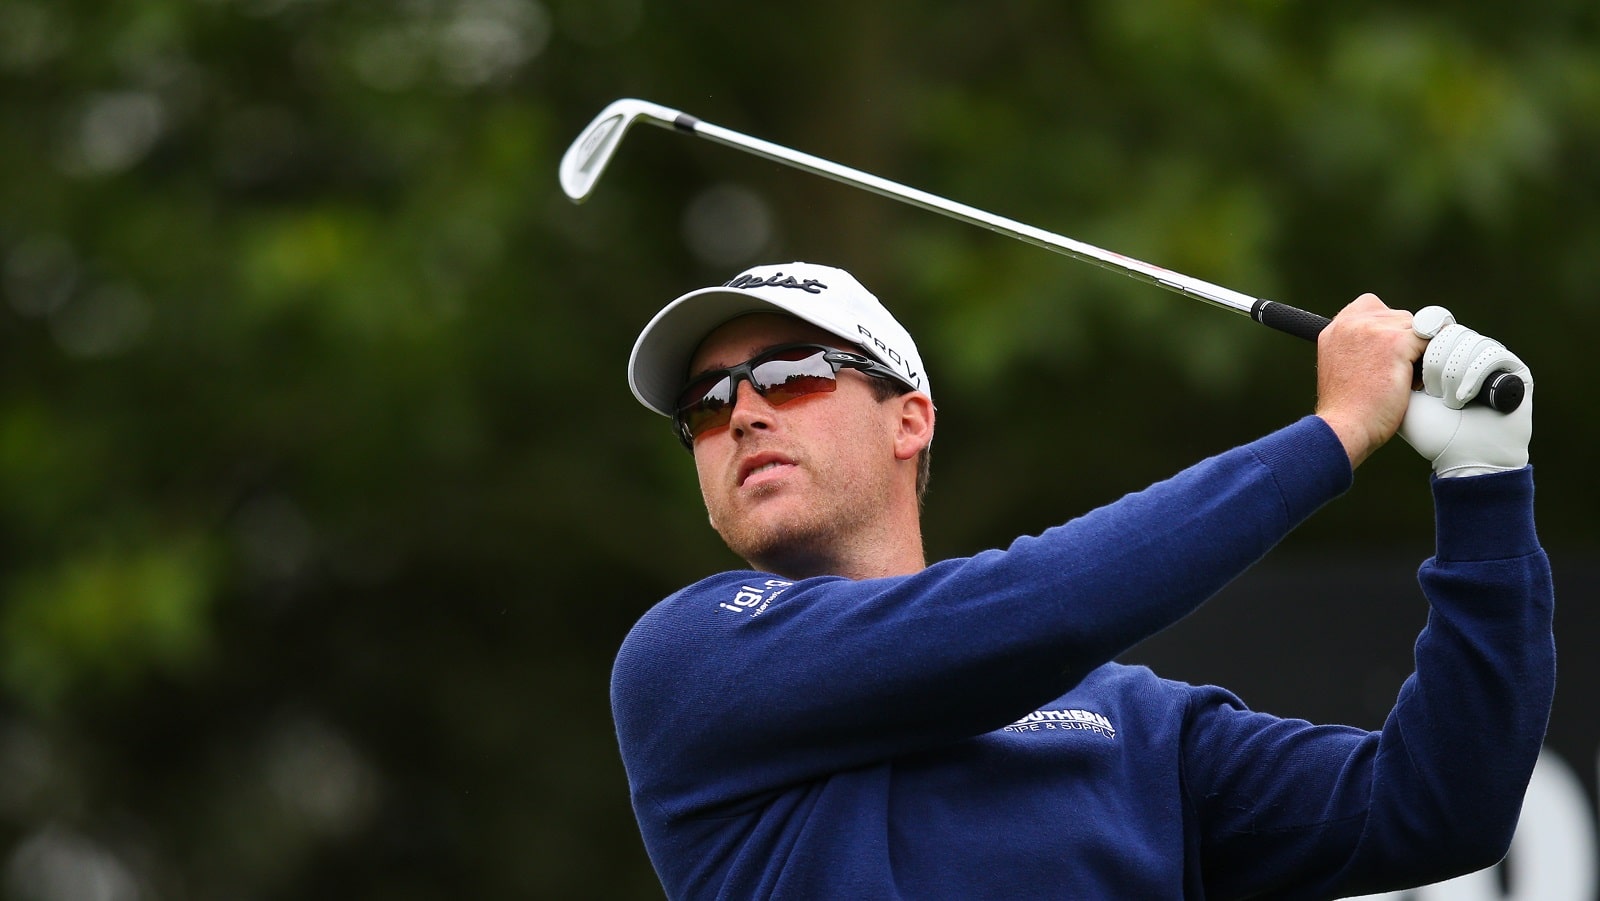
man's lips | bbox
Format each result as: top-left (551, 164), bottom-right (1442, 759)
top-left (738, 453), bottom-right (796, 487)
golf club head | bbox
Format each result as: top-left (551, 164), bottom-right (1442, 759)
top-left (559, 98), bottom-right (682, 203)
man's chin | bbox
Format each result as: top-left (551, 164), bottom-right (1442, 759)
top-left (719, 517), bottom-right (831, 574)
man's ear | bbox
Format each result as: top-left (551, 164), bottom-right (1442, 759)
top-left (892, 392), bottom-right (935, 462)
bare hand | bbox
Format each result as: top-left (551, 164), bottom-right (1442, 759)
top-left (1314, 294), bottom-right (1427, 468)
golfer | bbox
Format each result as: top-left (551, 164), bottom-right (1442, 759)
top-left (612, 261), bottom-right (1553, 899)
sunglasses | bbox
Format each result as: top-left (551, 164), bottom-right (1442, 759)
top-left (673, 343), bottom-right (909, 448)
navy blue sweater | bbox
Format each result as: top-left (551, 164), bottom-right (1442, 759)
top-left (611, 416), bottom-right (1555, 899)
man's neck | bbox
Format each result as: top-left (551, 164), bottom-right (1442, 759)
top-left (750, 527), bottom-right (927, 581)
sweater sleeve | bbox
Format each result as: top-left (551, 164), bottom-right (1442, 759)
top-left (613, 417), bottom-right (1353, 818)
top-left (1182, 466), bottom-right (1555, 899)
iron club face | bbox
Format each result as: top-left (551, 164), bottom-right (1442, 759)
top-left (559, 99), bottom-right (684, 202)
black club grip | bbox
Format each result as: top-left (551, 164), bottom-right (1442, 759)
top-left (1250, 300), bottom-right (1525, 413)
top-left (1252, 300), bottom-right (1330, 342)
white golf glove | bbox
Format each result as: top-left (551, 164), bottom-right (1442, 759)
top-left (1399, 306), bottom-right (1533, 478)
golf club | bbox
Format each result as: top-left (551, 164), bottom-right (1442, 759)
top-left (559, 98), bottom-right (1523, 413)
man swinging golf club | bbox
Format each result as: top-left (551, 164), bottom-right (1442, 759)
top-left (610, 260), bottom-right (1552, 899)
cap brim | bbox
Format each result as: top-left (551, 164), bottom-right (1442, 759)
top-left (629, 287), bottom-right (815, 416)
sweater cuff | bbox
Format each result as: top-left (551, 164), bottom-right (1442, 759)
top-left (1250, 416), bottom-right (1355, 524)
top-left (1432, 466), bottom-right (1539, 562)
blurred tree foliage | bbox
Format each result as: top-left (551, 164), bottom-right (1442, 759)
top-left (1, 1), bottom-right (1597, 898)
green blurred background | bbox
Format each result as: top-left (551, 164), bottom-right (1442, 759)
top-left (2, 2), bottom-right (1596, 898)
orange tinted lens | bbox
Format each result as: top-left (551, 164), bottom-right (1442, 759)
top-left (677, 374), bottom-right (735, 439)
top-left (675, 348), bottom-right (840, 443)
top-left (751, 350), bottom-right (838, 405)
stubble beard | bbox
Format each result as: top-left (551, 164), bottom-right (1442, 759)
top-left (709, 466), bottom-right (885, 578)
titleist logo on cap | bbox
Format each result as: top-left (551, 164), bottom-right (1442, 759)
top-left (725, 272), bottom-right (827, 294)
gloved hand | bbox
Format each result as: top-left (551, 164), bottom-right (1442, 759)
top-left (1399, 306), bottom-right (1533, 478)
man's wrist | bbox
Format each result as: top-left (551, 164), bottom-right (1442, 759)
top-left (1315, 411), bottom-right (1379, 469)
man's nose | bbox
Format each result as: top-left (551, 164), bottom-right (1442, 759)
top-left (727, 378), bottom-right (775, 439)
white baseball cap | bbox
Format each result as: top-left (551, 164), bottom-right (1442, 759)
top-left (628, 261), bottom-right (929, 417)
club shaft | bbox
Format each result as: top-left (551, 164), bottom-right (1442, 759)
top-left (662, 113), bottom-right (1265, 319)
top-left (600, 103), bottom-right (1520, 412)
